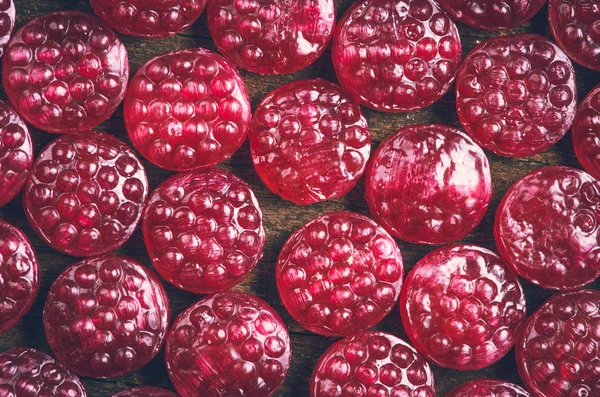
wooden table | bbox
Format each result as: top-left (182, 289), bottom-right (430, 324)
top-left (1, 0), bottom-right (599, 395)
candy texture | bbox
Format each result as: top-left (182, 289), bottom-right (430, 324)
top-left (310, 331), bottom-right (435, 397)
top-left (365, 124), bottom-right (492, 244)
top-left (43, 255), bottom-right (170, 378)
top-left (438, 0), bottom-right (545, 30)
top-left (332, 0), bottom-right (462, 112)
top-left (495, 166), bottom-right (600, 290)
top-left (456, 33), bottom-right (577, 157)
top-left (249, 79), bottom-right (371, 205)
top-left (446, 379), bottom-right (530, 397)
top-left (0, 220), bottom-right (40, 335)
top-left (0, 347), bottom-right (87, 397)
top-left (400, 245), bottom-right (526, 370)
top-left (143, 168), bottom-right (265, 294)
top-left (23, 132), bottom-right (148, 257)
top-left (277, 212), bottom-right (403, 336)
top-left (166, 292), bottom-right (291, 397)
top-left (90, 0), bottom-right (207, 38)
top-left (113, 386), bottom-right (179, 397)
top-left (124, 48), bottom-right (251, 171)
top-left (2, 11), bottom-right (129, 134)
top-left (207, 0), bottom-right (335, 75)
top-left (516, 289), bottom-right (600, 397)
top-left (572, 83), bottom-right (600, 179)
top-left (0, 0), bottom-right (14, 59)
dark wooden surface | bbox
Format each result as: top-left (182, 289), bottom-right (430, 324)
top-left (1, 1), bottom-right (599, 396)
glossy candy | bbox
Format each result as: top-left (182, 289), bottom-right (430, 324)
top-left (0, 0), bottom-right (15, 59)
top-left (23, 131), bottom-right (148, 257)
top-left (446, 379), bottom-right (531, 397)
top-left (310, 331), bottom-right (435, 397)
top-left (142, 168), bottom-right (265, 294)
top-left (437, 0), bottom-right (545, 30)
top-left (249, 79), bottom-right (371, 205)
top-left (207, 0), bottom-right (335, 75)
top-left (365, 124), bottom-right (492, 245)
top-left (400, 245), bottom-right (527, 370)
top-left (43, 255), bottom-right (170, 378)
top-left (166, 292), bottom-right (291, 397)
top-left (572, 83), bottom-right (600, 179)
top-left (276, 212), bottom-right (403, 336)
top-left (2, 11), bottom-right (129, 134)
top-left (113, 386), bottom-right (179, 397)
top-left (124, 48), bottom-right (251, 171)
top-left (332, 0), bottom-right (462, 112)
top-left (456, 33), bottom-right (577, 157)
top-left (516, 289), bottom-right (600, 397)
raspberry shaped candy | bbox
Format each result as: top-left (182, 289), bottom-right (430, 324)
top-left (437, 0), bottom-right (545, 30)
top-left (0, 0), bottom-right (14, 59)
top-left (572, 83), bottom-right (600, 179)
top-left (0, 347), bottom-right (87, 397)
top-left (276, 212), bottom-right (403, 336)
top-left (310, 331), bottom-right (435, 397)
top-left (366, 124), bottom-right (492, 245)
top-left (495, 166), bottom-right (600, 290)
top-left (166, 292), bottom-right (291, 397)
top-left (2, 11), bottom-right (129, 134)
top-left (400, 245), bottom-right (526, 370)
top-left (124, 48), bottom-right (251, 171)
top-left (456, 34), bottom-right (577, 157)
top-left (207, 0), bottom-right (335, 75)
top-left (250, 79), bottom-right (371, 205)
top-left (113, 387), bottom-right (178, 397)
top-left (446, 379), bottom-right (530, 397)
top-left (90, 0), bottom-right (207, 38)
top-left (332, 0), bottom-right (462, 112)
top-left (43, 254), bottom-right (170, 378)
top-left (516, 289), bottom-right (600, 397)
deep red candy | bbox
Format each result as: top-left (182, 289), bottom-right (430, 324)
top-left (113, 386), bottom-right (178, 397)
top-left (166, 292), bottom-right (291, 397)
top-left (517, 289), bottom-right (600, 397)
top-left (495, 166), bottom-right (600, 290)
top-left (2, 11), bottom-right (129, 134)
top-left (23, 131), bottom-right (148, 257)
top-left (249, 79), bottom-right (371, 205)
top-left (438, 0), bottom-right (545, 30)
top-left (572, 83), bottom-right (600, 179)
top-left (456, 33), bottom-right (577, 157)
top-left (447, 379), bottom-right (530, 397)
top-left (124, 48), bottom-right (251, 171)
top-left (207, 0), bottom-right (335, 75)
top-left (400, 245), bottom-right (526, 370)
top-left (365, 124), bottom-right (492, 245)
top-left (0, 0), bottom-right (14, 59)
top-left (142, 168), bottom-right (265, 294)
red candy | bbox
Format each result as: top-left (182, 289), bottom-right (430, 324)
top-left (446, 379), bottom-right (530, 397)
top-left (2, 11), bottom-right (129, 134)
top-left (113, 386), bottom-right (178, 397)
top-left (142, 168), bottom-right (265, 294)
top-left (495, 166), bottom-right (600, 290)
top-left (276, 212), bottom-right (403, 336)
top-left (400, 245), bottom-right (526, 370)
top-left (23, 132), bottom-right (148, 257)
top-left (124, 48), bottom-right (251, 171)
top-left (249, 79), bottom-right (371, 205)
top-left (207, 0), bottom-right (335, 75)
top-left (437, 0), bottom-right (545, 30)
top-left (332, 0), bottom-right (462, 112)
top-left (516, 289), bottom-right (600, 397)
top-left (0, 0), bottom-right (14, 59)
top-left (0, 347), bottom-right (87, 397)
top-left (366, 124), bottom-right (492, 245)
top-left (572, 83), bottom-right (600, 179)
top-left (43, 254), bottom-right (170, 378)
top-left (310, 331), bottom-right (435, 397)
top-left (166, 292), bottom-right (291, 397)
top-left (456, 33), bottom-right (577, 157)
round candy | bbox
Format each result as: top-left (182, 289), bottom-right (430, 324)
top-left (124, 48), bottom-right (251, 171)
top-left (495, 166), bottom-right (600, 290)
top-left (437, 0), bottom-right (545, 30)
top-left (332, 0), bottom-right (462, 112)
top-left (166, 292), bottom-right (291, 397)
top-left (249, 79), bottom-right (371, 205)
top-left (207, 0), bottom-right (335, 75)
top-left (0, 347), bottom-right (87, 397)
top-left (2, 11), bottom-right (129, 134)
top-left (90, 0), bottom-right (207, 38)
top-left (365, 124), bottom-right (492, 245)
top-left (43, 254), bottom-right (170, 378)
top-left (0, 220), bottom-right (40, 335)
top-left (276, 212), bottom-right (403, 337)
top-left (516, 289), bottom-right (600, 397)
top-left (0, 0), bottom-right (14, 59)
top-left (310, 331), bottom-right (435, 397)
top-left (400, 245), bottom-right (526, 370)
top-left (142, 168), bottom-right (265, 294)
top-left (572, 83), bottom-right (600, 179)
top-left (446, 379), bottom-right (530, 397)
top-left (113, 386), bottom-right (178, 397)
top-left (456, 33), bottom-right (577, 157)
top-left (23, 131), bottom-right (148, 257)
